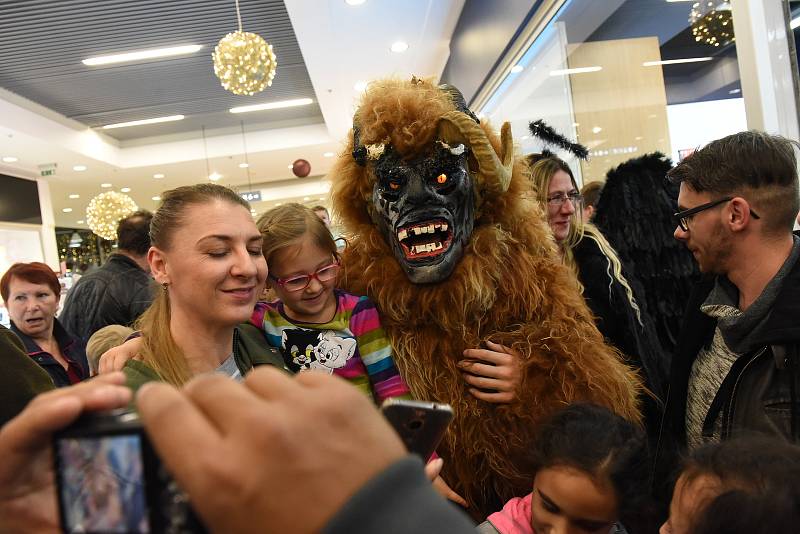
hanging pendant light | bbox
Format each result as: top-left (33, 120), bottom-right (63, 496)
top-left (86, 192), bottom-right (138, 241)
top-left (213, 0), bottom-right (277, 96)
top-left (690, 1), bottom-right (735, 48)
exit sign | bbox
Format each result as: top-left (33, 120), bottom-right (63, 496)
top-left (38, 163), bottom-right (57, 177)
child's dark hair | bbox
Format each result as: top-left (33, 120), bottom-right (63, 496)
top-left (531, 403), bottom-right (650, 529)
top-left (682, 437), bottom-right (800, 534)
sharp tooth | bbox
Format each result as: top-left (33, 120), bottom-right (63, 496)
top-left (398, 229), bottom-right (407, 240)
top-left (441, 223), bottom-right (448, 232)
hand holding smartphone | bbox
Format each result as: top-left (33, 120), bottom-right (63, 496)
top-left (380, 399), bottom-right (453, 460)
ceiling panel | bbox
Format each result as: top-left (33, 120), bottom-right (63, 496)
top-left (0, 0), bottom-right (322, 139)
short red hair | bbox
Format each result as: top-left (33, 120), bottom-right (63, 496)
top-left (0, 262), bottom-right (61, 303)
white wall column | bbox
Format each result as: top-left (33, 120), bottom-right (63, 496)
top-left (731, 0), bottom-right (799, 139)
top-left (36, 178), bottom-right (60, 270)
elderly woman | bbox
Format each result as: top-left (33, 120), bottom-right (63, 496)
top-left (115, 183), bottom-right (284, 390)
top-left (1, 262), bottom-right (88, 387)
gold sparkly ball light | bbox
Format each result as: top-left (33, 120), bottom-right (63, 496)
top-left (690, 2), bottom-right (735, 47)
top-left (213, 30), bottom-right (277, 96)
top-left (86, 191), bottom-right (139, 241)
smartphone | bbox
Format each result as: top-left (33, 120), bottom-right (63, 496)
top-left (53, 409), bottom-right (205, 534)
top-left (380, 399), bottom-right (453, 460)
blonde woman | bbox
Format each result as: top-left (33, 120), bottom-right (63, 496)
top-left (530, 156), bottom-right (667, 437)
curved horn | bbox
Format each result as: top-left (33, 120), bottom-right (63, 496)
top-left (438, 110), bottom-right (513, 195)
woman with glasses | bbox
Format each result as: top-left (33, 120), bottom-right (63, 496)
top-left (530, 155), bottom-right (667, 441)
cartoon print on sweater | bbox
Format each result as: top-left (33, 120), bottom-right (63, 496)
top-left (280, 329), bottom-right (357, 373)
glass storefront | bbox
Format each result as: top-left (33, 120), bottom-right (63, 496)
top-left (478, 0), bottom-right (750, 186)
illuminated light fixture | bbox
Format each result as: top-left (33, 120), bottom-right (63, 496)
top-left (100, 183), bottom-right (112, 188)
top-left (68, 231), bottom-right (83, 248)
top-left (229, 98), bottom-right (313, 114)
top-left (82, 45), bottom-right (202, 66)
top-left (690, 2), bottom-right (734, 47)
top-left (354, 80), bottom-right (368, 92)
top-left (390, 41), bottom-right (409, 53)
top-left (549, 66), bottom-right (602, 76)
top-left (69, 194), bottom-right (80, 199)
top-left (792, 17), bottom-right (800, 30)
top-left (153, 173), bottom-right (164, 179)
top-left (102, 115), bottom-right (184, 129)
top-left (303, 196), bottom-right (311, 201)
top-left (86, 191), bottom-right (138, 240)
top-left (213, 0), bottom-right (277, 96)
top-left (152, 196), bottom-right (161, 201)
top-left (510, 65), bottom-right (524, 74)
top-left (592, 126), bottom-right (603, 134)
top-left (345, 0), bottom-right (366, 5)
top-left (239, 162), bottom-right (249, 168)
top-left (287, 164), bottom-right (294, 169)
top-left (275, 202), bottom-right (282, 206)
top-left (209, 172), bottom-right (222, 181)
top-left (73, 165), bottom-right (87, 171)
top-left (521, 135), bottom-right (530, 140)
top-left (2, 156), bottom-right (18, 163)
top-left (120, 187), bottom-right (131, 193)
top-left (643, 57), bottom-right (713, 66)
top-left (62, 208), bottom-right (73, 213)
top-left (77, 220), bottom-right (85, 224)
top-left (323, 152), bottom-right (335, 157)
top-left (729, 88), bottom-right (741, 94)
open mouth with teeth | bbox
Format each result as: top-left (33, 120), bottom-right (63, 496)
top-left (396, 219), bottom-right (453, 260)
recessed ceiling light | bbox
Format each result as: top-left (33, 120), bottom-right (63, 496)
top-left (229, 98), bottom-right (314, 114)
top-left (209, 172), bottom-right (222, 181)
top-left (73, 165), bottom-right (87, 171)
top-left (390, 41), bottom-right (409, 53)
top-left (102, 115), bottom-right (184, 129)
top-left (510, 65), bottom-right (524, 74)
top-left (549, 66), bottom-right (602, 76)
top-left (120, 187), bottom-right (131, 193)
top-left (323, 152), bottom-right (335, 158)
top-left (354, 80), bottom-right (368, 92)
top-left (152, 196), bottom-right (161, 201)
top-left (276, 202), bottom-right (283, 206)
top-left (239, 162), bottom-right (249, 168)
top-left (592, 126), bottom-right (603, 134)
top-left (319, 197), bottom-right (325, 201)
top-left (69, 194), bottom-right (80, 199)
top-left (287, 164), bottom-right (294, 169)
top-left (303, 196), bottom-right (311, 201)
top-left (345, 0), bottom-right (366, 5)
top-left (77, 220), bottom-right (85, 224)
top-left (642, 57), bottom-right (712, 67)
top-left (82, 44), bottom-right (202, 66)
top-left (153, 173), bottom-right (164, 179)
top-left (729, 88), bottom-right (741, 94)
top-left (62, 208), bottom-right (73, 213)
top-left (101, 183), bottom-right (112, 188)
top-left (521, 135), bottom-right (530, 140)
top-left (2, 156), bottom-right (18, 163)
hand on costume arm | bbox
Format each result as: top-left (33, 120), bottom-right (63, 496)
top-left (136, 368), bottom-right (409, 534)
top-left (98, 335), bottom-right (142, 374)
top-left (425, 458), bottom-right (468, 508)
top-left (0, 373), bottom-right (132, 533)
top-left (459, 340), bottom-right (522, 404)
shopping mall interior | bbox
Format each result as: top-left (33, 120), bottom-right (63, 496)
top-left (1, 0), bottom-right (799, 324)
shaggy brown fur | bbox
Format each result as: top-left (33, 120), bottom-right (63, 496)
top-left (330, 78), bottom-right (642, 518)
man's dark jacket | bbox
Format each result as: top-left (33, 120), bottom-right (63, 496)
top-left (653, 246), bottom-right (800, 495)
top-left (60, 254), bottom-right (153, 343)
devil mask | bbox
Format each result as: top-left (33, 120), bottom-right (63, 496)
top-left (351, 80), bottom-right (513, 285)
top-left (369, 140), bottom-right (475, 284)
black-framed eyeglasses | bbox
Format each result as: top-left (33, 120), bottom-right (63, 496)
top-left (269, 260), bottom-right (340, 292)
top-left (672, 197), bottom-right (761, 232)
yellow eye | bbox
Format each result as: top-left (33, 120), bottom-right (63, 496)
top-left (437, 173), bottom-right (448, 184)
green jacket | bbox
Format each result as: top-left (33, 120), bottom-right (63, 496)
top-left (123, 323), bottom-right (289, 393)
top-left (0, 325), bottom-right (55, 426)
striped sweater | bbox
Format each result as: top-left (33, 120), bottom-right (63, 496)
top-left (250, 289), bottom-right (411, 404)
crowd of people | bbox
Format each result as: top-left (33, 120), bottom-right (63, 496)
top-left (1, 128), bottom-right (799, 533)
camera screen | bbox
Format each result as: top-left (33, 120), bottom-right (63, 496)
top-left (57, 433), bottom-right (151, 533)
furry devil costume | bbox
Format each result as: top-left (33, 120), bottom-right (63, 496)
top-left (330, 78), bottom-right (642, 518)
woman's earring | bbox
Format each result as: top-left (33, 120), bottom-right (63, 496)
top-left (162, 282), bottom-right (169, 291)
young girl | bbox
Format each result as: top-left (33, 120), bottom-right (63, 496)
top-left (478, 403), bottom-right (651, 534)
top-left (253, 203), bottom-right (411, 405)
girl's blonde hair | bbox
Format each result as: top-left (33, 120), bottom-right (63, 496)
top-left (256, 203), bottom-right (338, 269)
top-left (529, 156), bottom-right (643, 325)
top-left (135, 184), bottom-right (251, 386)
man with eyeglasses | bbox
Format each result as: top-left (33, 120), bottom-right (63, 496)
top-left (654, 131), bottom-right (800, 501)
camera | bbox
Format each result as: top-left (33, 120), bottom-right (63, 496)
top-left (53, 409), bottom-right (206, 534)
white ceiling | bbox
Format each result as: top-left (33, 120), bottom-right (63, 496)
top-left (0, 0), bottom-right (465, 228)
